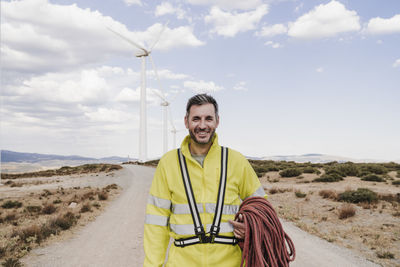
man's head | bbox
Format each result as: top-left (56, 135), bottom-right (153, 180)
top-left (185, 94), bottom-right (219, 145)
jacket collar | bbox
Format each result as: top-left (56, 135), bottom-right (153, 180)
top-left (180, 133), bottom-right (219, 160)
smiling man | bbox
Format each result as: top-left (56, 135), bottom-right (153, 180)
top-left (144, 94), bottom-right (266, 267)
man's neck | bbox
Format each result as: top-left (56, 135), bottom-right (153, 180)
top-left (189, 141), bottom-right (212, 156)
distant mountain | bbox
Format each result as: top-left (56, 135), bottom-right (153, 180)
top-left (1, 150), bottom-right (131, 163)
top-left (260, 154), bottom-right (385, 163)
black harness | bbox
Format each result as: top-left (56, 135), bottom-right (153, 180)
top-left (174, 146), bottom-right (238, 247)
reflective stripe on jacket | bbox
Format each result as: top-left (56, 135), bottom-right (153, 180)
top-left (143, 134), bottom-right (266, 267)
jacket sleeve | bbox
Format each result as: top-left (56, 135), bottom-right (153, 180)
top-left (238, 155), bottom-right (267, 200)
top-left (143, 159), bottom-right (172, 267)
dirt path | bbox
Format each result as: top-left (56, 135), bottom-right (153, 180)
top-left (21, 165), bottom-right (380, 267)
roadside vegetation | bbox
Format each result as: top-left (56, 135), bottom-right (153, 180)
top-left (0, 185), bottom-right (120, 265)
top-left (1, 164), bottom-right (122, 180)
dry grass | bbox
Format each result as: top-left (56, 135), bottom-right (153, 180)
top-left (338, 203), bottom-right (356, 219)
top-left (319, 189), bottom-right (338, 200)
top-left (0, 184), bottom-right (120, 263)
top-left (263, 171), bottom-right (400, 267)
top-left (1, 164), bottom-right (122, 180)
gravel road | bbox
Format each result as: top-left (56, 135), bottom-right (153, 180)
top-left (21, 165), bottom-right (380, 267)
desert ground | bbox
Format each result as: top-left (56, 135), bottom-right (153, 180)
top-left (0, 163), bottom-right (398, 266)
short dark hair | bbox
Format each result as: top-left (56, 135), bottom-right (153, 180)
top-left (186, 94), bottom-right (219, 117)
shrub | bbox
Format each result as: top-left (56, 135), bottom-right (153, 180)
top-left (2, 258), bottom-right (22, 267)
top-left (269, 187), bottom-right (278, 194)
top-left (53, 212), bottom-right (77, 230)
top-left (42, 204), bottom-right (56, 214)
top-left (26, 205), bottom-right (42, 213)
top-left (80, 203), bottom-right (92, 213)
top-left (361, 174), bottom-right (385, 182)
top-left (360, 164), bottom-right (388, 175)
top-left (1, 201), bottom-right (22, 209)
top-left (294, 190), bottom-right (307, 198)
top-left (19, 225), bottom-right (42, 242)
top-left (53, 199), bottom-right (62, 204)
top-left (376, 251), bottom-right (394, 259)
top-left (313, 173), bottom-right (343, 183)
top-left (338, 188), bottom-right (378, 204)
top-left (319, 190), bottom-right (337, 200)
top-left (98, 191), bottom-right (108, 201)
top-left (279, 168), bottom-right (302, 177)
top-left (104, 184), bottom-right (118, 190)
top-left (302, 166), bottom-right (316, 173)
top-left (392, 180), bottom-right (400, 185)
top-left (338, 203), bottom-right (356, 219)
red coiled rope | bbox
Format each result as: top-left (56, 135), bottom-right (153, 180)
top-left (235, 196), bottom-right (296, 267)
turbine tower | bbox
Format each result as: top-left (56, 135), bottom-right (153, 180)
top-left (107, 24), bottom-right (167, 162)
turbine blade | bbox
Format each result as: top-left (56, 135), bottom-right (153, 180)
top-left (149, 21), bottom-right (169, 51)
top-left (106, 27), bottom-right (147, 53)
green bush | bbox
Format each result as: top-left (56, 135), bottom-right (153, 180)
top-left (294, 190), bottom-right (307, 198)
top-left (302, 166), bottom-right (317, 173)
top-left (361, 174), bottom-right (385, 182)
top-left (360, 164), bottom-right (388, 175)
top-left (1, 201), bottom-right (22, 209)
top-left (313, 173), bottom-right (343, 183)
top-left (338, 188), bottom-right (378, 203)
top-left (26, 205), bottom-right (42, 213)
top-left (392, 180), bottom-right (400, 185)
top-left (279, 168), bottom-right (302, 177)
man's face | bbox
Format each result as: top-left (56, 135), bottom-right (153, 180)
top-left (185, 103), bottom-right (219, 145)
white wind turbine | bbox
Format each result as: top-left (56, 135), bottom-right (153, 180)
top-left (107, 23), bottom-right (168, 162)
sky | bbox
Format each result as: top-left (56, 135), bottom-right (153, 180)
top-left (1, 0), bottom-right (399, 161)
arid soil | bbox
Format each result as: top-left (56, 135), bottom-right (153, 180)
top-left (260, 171), bottom-right (400, 267)
top-left (1, 164), bottom-right (397, 266)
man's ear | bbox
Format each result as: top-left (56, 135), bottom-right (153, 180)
top-left (216, 115), bottom-right (219, 128)
top-left (184, 115), bottom-right (189, 129)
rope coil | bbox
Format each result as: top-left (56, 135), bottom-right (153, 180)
top-left (236, 196), bottom-right (296, 267)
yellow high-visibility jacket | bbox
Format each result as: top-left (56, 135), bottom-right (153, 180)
top-left (144, 134), bottom-right (266, 267)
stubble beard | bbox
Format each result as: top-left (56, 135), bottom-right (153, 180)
top-left (189, 129), bottom-right (216, 145)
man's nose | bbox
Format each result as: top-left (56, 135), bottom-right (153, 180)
top-left (199, 119), bottom-right (206, 128)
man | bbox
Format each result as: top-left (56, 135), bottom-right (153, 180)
top-left (144, 94), bottom-right (266, 266)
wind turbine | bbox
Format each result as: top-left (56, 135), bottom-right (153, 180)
top-left (107, 23), bottom-right (168, 162)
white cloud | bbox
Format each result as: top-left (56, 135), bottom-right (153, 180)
top-left (184, 80), bottom-right (224, 93)
top-left (256, 24), bottom-right (287, 37)
top-left (264, 41), bottom-right (282, 48)
top-left (123, 0), bottom-right (142, 6)
top-left (85, 107), bottom-right (132, 123)
top-left (233, 81), bottom-right (248, 91)
top-left (186, 0), bottom-right (263, 10)
top-left (157, 69), bottom-right (190, 80)
top-left (155, 2), bottom-right (187, 20)
top-left (316, 67), bottom-right (324, 73)
top-left (130, 23), bottom-right (205, 50)
top-left (393, 59), bottom-right (400, 68)
top-left (365, 14), bottom-right (400, 35)
top-left (376, 40), bottom-right (383, 45)
top-left (288, 0), bottom-right (360, 39)
top-left (205, 4), bottom-right (268, 37)
top-left (1, 0), bottom-right (204, 74)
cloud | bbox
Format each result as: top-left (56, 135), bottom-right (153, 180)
top-left (256, 24), bottom-right (288, 37)
top-left (288, 0), bottom-right (360, 39)
top-left (264, 41), bottom-right (282, 48)
top-left (85, 107), bottom-right (132, 123)
top-left (1, 0), bottom-right (204, 75)
top-left (186, 0), bottom-right (263, 10)
top-left (205, 4), bottom-right (268, 37)
top-left (316, 67), bottom-right (324, 73)
top-left (365, 14), bottom-right (400, 35)
top-left (155, 2), bottom-right (187, 20)
top-left (183, 80), bottom-right (224, 93)
top-left (393, 59), bottom-right (400, 68)
top-left (233, 81), bottom-right (248, 91)
top-left (123, 0), bottom-right (142, 6)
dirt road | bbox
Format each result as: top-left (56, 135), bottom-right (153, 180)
top-left (21, 165), bottom-right (379, 266)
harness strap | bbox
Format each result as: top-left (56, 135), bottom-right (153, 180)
top-left (176, 147), bottom-right (236, 247)
top-left (177, 148), bottom-right (204, 237)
